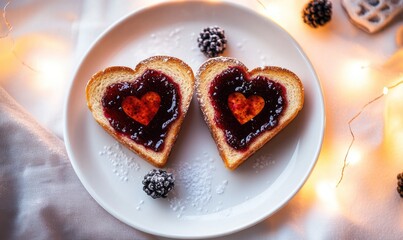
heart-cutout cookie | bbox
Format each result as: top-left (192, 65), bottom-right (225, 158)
top-left (196, 57), bottom-right (304, 170)
top-left (86, 56), bottom-right (195, 168)
top-left (122, 92), bottom-right (161, 126)
top-left (228, 92), bottom-right (265, 125)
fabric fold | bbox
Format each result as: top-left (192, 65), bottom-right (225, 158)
top-left (0, 87), bottom-right (152, 240)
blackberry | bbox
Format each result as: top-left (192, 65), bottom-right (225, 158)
top-left (197, 26), bottom-right (227, 58)
top-left (142, 169), bottom-right (175, 199)
top-left (302, 0), bottom-right (332, 28)
top-left (398, 172), bottom-right (403, 198)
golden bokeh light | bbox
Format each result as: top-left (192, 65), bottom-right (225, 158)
top-left (316, 181), bottom-right (339, 213)
top-left (346, 148), bottom-right (362, 165)
top-left (341, 59), bottom-right (371, 91)
top-left (384, 79), bottom-right (403, 160)
top-left (1, 33), bottom-right (71, 90)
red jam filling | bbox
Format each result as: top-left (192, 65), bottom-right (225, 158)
top-left (209, 66), bottom-right (286, 151)
top-left (102, 69), bottom-right (181, 152)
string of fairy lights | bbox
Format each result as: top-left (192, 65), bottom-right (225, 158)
top-left (0, 1), bottom-right (12, 38)
top-left (1, 0), bottom-right (41, 73)
top-left (337, 78), bottom-right (403, 187)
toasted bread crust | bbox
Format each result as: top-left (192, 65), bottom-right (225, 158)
top-left (196, 57), bottom-right (304, 170)
top-left (86, 56), bottom-right (195, 167)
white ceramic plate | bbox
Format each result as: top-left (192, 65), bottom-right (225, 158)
top-left (64, 1), bottom-right (325, 239)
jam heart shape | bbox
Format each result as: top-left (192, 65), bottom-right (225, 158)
top-left (228, 92), bottom-right (265, 125)
top-left (196, 57), bottom-right (304, 170)
top-left (122, 92), bottom-right (161, 126)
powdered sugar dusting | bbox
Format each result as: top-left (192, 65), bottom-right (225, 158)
top-left (236, 38), bottom-right (247, 52)
top-left (136, 200), bottom-right (144, 211)
top-left (163, 151), bottom-right (234, 218)
top-left (143, 27), bottom-right (185, 55)
top-left (168, 197), bottom-right (187, 218)
top-left (169, 27), bottom-right (183, 37)
top-left (99, 143), bottom-right (141, 182)
top-left (257, 49), bottom-right (275, 66)
top-left (167, 156), bottom-right (214, 216)
top-left (97, 142), bottom-right (268, 218)
top-left (215, 180), bottom-right (229, 195)
top-left (252, 153), bottom-right (275, 173)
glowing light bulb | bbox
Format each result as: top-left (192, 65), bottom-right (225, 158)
top-left (383, 87), bottom-right (389, 95)
top-left (346, 148), bottom-right (362, 165)
top-left (34, 57), bottom-right (66, 89)
top-left (340, 60), bottom-right (374, 94)
top-left (316, 181), bottom-right (339, 212)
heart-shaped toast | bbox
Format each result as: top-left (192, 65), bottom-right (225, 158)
top-left (86, 56), bottom-right (194, 167)
top-left (196, 57), bottom-right (304, 170)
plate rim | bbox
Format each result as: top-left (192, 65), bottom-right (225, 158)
top-left (63, 0), bottom-right (326, 238)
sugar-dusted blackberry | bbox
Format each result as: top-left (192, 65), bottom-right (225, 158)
top-left (142, 169), bottom-right (175, 199)
top-left (397, 172), bottom-right (403, 198)
top-left (197, 26), bottom-right (227, 58)
top-left (302, 0), bottom-right (332, 28)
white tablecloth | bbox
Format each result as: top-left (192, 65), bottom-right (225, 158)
top-left (1, 0), bottom-right (402, 239)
